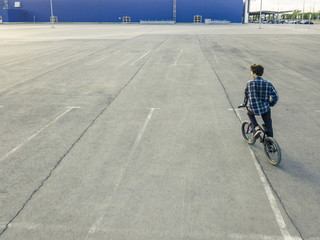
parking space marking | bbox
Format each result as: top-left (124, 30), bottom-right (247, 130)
top-left (2, 220), bottom-right (305, 240)
top-left (315, 110), bottom-right (320, 113)
top-left (112, 50), bottom-right (121, 55)
top-left (248, 147), bottom-right (298, 240)
top-left (85, 56), bottom-right (108, 66)
top-left (174, 49), bottom-right (183, 65)
top-left (0, 107), bottom-right (80, 163)
top-left (5, 220), bottom-right (305, 240)
top-left (130, 51), bottom-right (151, 65)
top-left (228, 108), bottom-right (243, 121)
top-left (88, 108), bottom-right (158, 235)
top-left (229, 106), bottom-right (299, 240)
top-left (86, 50), bottom-right (123, 66)
top-left (211, 49), bottom-right (220, 64)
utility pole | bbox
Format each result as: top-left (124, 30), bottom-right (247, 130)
top-left (259, 0), bottom-right (263, 29)
top-left (4, 0), bottom-right (9, 9)
top-left (173, 0), bottom-right (176, 22)
top-left (277, 0), bottom-right (280, 23)
top-left (302, 0), bottom-right (305, 20)
top-left (244, 0), bottom-right (250, 23)
top-left (50, 0), bottom-right (55, 28)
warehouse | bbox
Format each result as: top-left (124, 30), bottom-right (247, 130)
top-left (0, 0), bottom-right (244, 23)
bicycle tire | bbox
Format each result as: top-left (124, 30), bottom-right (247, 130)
top-left (241, 121), bottom-right (256, 145)
top-left (264, 137), bottom-right (281, 166)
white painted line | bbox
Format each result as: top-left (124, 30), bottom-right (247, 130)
top-left (86, 50), bottom-right (120, 66)
top-left (174, 49), bottom-right (183, 65)
top-left (8, 222), bottom-right (40, 230)
top-left (234, 107), bottom-right (297, 239)
top-left (315, 110), bottom-right (320, 113)
top-left (0, 107), bottom-right (80, 163)
top-left (86, 57), bottom-right (107, 66)
top-left (228, 108), bottom-right (243, 121)
top-left (112, 50), bottom-right (121, 55)
top-left (130, 51), bottom-right (151, 65)
top-left (4, 220), bottom-right (304, 240)
top-left (211, 49), bottom-right (220, 64)
top-left (0, 106), bottom-right (3, 108)
top-left (248, 147), bottom-right (299, 240)
top-left (88, 108), bottom-right (157, 235)
top-left (127, 108), bottom-right (155, 161)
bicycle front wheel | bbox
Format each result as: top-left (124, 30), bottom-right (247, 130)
top-left (264, 137), bottom-right (281, 166)
top-left (241, 121), bottom-right (256, 145)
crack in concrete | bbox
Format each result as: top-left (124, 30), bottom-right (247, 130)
top-left (0, 50), bottom-right (149, 238)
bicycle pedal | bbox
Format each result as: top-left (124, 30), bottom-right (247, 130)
top-left (266, 145), bottom-right (273, 152)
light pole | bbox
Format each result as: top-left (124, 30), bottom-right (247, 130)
top-left (173, 0), bottom-right (176, 22)
top-left (244, 0), bottom-right (249, 24)
top-left (259, 0), bottom-right (263, 29)
top-left (277, 0), bottom-right (280, 23)
top-left (302, 0), bottom-right (305, 20)
top-left (50, 0), bottom-right (55, 28)
top-left (4, 0), bottom-right (9, 9)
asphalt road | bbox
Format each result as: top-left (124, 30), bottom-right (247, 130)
top-left (0, 24), bottom-right (319, 240)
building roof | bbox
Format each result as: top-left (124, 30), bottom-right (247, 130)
top-left (249, 10), bottom-right (293, 16)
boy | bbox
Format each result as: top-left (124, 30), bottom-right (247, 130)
top-left (239, 64), bottom-right (279, 138)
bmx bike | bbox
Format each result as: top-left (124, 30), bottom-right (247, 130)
top-left (240, 114), bottom-right (281, 166)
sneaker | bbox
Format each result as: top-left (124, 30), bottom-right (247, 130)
top-left (254, 128), bottom-right (262, 139)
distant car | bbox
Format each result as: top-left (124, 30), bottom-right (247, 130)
top-left (301, 21), bottom-right (313, 24)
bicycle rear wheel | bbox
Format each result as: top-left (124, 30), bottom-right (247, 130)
top-left (241, 121), bottom-right (256, 145)
top-left (264, 137), bottom-right (281, 166)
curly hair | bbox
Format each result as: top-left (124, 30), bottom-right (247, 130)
top-left (250, 64), bottom-right (264, 76)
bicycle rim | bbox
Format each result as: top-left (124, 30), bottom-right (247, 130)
top-left (264, 137), bottom-right (281, 166)
top-left (241, 121), bottom-right (256, 145)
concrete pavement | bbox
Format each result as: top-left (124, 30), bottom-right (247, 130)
top-left (0, 24), bottom-right (319, 240)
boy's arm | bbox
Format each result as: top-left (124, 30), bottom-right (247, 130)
top-left (269, 84), bottom-right (279, 107)
top-left (241, 84), bottom-right (249, 107)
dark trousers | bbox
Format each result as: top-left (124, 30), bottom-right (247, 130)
top-left (247, 109), bottom-right (273, 137)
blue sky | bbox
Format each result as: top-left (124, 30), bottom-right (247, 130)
top-left (249, 0), bottom-right (320, 12)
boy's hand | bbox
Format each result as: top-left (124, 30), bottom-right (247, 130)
top-left (238, 104), bottom-right (244, 108)
top-left (269, 101), bottom-right (275, 107)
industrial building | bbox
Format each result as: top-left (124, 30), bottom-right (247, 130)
top-left (0, 0), bottom-right (244, 23)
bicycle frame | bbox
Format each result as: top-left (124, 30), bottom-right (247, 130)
top-left (246, 122), bottom-right (266, 143)
top-left (242, 120), bottom-right (281, 166)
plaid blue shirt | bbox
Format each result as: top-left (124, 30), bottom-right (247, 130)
top-left (242, 77), bottom-right (279, 115)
